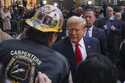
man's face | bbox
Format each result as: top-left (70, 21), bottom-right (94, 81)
top-left (84, 11), bottom-right (96, 27)
top-left (68, 23), bottom-right (86, 43)
top-left (115, 12), bottom-right (122, 20)
top-left (106, 7), bottom-right (114, 17)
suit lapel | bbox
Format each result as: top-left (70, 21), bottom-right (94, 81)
top-left (84, 37), bottom-right (93, 58)
top-left (84, 38), bottom-right (88, 55)
top-left (92, 27), bottom-right (97, 37)
top-left (64, 37), bottom-right (75, 58)
top-left (64, 37), bottom-right (77, 67)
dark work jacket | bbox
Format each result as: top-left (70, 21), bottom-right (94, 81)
top-left (0, 39), bottom-right (69, 83)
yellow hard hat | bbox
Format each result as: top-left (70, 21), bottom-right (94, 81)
top-left (26, 5), bottom-right (64, 32)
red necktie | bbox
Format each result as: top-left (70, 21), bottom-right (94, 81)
top-left (75, 43), bottom-right (82, 64)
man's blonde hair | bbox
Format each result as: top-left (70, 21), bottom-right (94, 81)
top-left (67, 16), bottom-right (86, 28)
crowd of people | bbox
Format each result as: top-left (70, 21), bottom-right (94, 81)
top-left (0, 2), bottom-right (125, 83)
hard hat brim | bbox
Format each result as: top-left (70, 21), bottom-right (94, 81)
top-left (25, 19), bottom-right (62, 32)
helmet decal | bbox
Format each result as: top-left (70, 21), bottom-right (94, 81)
top-left (26, 5), bottom-right (63, 32)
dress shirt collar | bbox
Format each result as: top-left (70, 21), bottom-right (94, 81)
top-left (79, 37), bottom-right (84, 48)
top-left (88, 25), bottom-right (94, 31)
top-left (71, 37), bottom-right (87, 61)
top-left (71, 37), bottom-right (84, 51)
top-left (85, 25), bottom-right (94, 37)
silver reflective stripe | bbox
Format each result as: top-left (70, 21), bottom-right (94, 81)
top-left (120, 39), bottom-right (125, 49)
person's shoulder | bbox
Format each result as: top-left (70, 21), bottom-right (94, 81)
top-left (47, 48), bottom-right (69, 73)
top-left (93, 27), bottom-right (106, 38)
top-left (84, 37), bottom-right (99, 43)
top-left (43, 46), bottom-right (68, 65)
top-left (0, 39), bottom-right (19, 45)
top-left (0, 38), bottom-right (25, 47)
top-left (53, 37), bottom-right (70, 47)
top-left (53, 50), bottom-right (68, 64)
top-left (94, 26), bottom-right (105, 32)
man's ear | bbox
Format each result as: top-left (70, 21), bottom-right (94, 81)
top-left (48, 33), bottom-right (58, 47)
top-left (48, 35), bottom-right (52, 46)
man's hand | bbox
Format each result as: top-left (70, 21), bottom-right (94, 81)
top-left (111, 25), bottom-right (116, 31)
top-left (35, 72), bottom-right (52, 83)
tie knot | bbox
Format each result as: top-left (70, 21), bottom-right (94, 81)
top-left (75, 43), bottom-right (79, 47)
top-left (87, 28), bottom-right (90, 31)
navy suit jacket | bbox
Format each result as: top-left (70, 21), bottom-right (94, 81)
top-left (52, 37), bottom-right (101, 82)
top-left (92, 27), bottom-right (108, 56)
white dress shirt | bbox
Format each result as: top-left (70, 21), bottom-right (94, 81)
top-left (71, 38), bottom-right (87, 61)
top-left (86, 26), bottom-right (93, 37)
